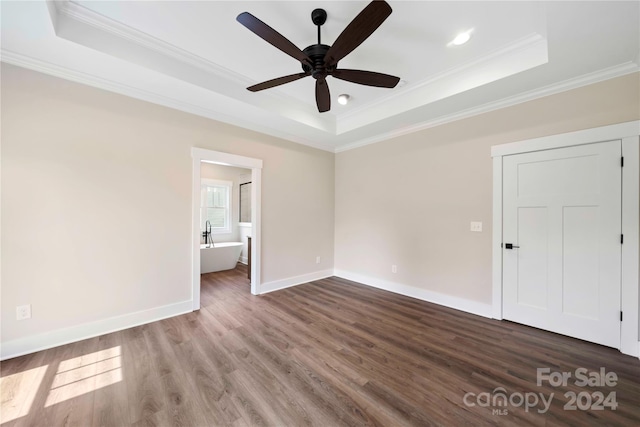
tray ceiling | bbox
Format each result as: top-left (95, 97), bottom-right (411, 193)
top-left (2, 1), bottom-right (638, 152)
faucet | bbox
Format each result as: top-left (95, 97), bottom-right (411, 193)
top-left (204, 220), bottom-right (213, 247)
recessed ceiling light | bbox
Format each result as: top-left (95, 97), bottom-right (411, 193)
top-left (449, 29), bottom-right (473, 46)
top-left (337, 94), bottom-right (350, 105)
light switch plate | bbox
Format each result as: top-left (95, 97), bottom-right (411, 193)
top-left (470, 221), bottom-right (483, 232)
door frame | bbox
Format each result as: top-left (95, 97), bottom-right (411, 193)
top-left (191, 148), bottom-right (263, 308)
top-left (491, 121), bottom-right (640, 357)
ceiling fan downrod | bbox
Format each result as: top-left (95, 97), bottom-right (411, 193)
top-left (311, 8), bottom-right (326, 44)
top-left (304, 9), bottom-right (331, 79)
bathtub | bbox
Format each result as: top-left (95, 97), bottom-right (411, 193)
top-left (200, 242), bottom-right (243, 274)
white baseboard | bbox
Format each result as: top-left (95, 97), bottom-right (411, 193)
top-left (1, 300), bottom-right (193, 361)
top-left (259, 269), bottom-right (334, 294)
top-left (334, 269), bottom-right (493, 319)
top-left (239, 256), bottom-right (248, 265)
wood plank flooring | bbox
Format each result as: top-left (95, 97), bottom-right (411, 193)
top-left (2, 264), bottom-right (640, 426)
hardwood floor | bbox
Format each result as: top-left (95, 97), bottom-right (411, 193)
top-left (2, 265), bottom-right (640, 426)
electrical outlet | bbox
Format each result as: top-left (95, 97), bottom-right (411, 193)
top-left (316, 256), bottom-right (321, 264)
top-left (470, 221), bottom-right (483, 232)
top-left (16, 304), bottom-right (31, 320)
top-left (391, 265), bottom-right (397, 274)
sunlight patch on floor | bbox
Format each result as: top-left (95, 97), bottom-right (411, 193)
top-left (0, 365), bottom-right (49, 423)
top-left (45, 346), bottom-right (122, 407)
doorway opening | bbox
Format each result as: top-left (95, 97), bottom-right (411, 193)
top-left (191, 147), bottom-right (262, 310)
top-left (200, 163), bottom-right (253, 301)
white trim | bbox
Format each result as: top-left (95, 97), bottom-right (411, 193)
top-left (340, 34), bottom-right (545, 123)
top-left (250, 168), bottom-right (261, 294)
top-left (491, 121), bottom-right (640, 157)
top-left (621, 136), bottom-right (639, 357)
top-left (0, 300), bottom-right (192, 361)
top-left (50, 2), bottom-right (337, 137)
top-left (238, 222), bottom-right (252, 228)
top-left (492, 156), bottom-right (504, 320)
top-left (41, 1), bottom-right (640, 149)
top-left (201, 178), bottom-right (232, 186)
top-left (192, 157), bottom-right (202, 309)
top-left (0, 49), bottom-right (298, 145)
top-left (192, 148), bottom-right (262, 169)
top-left (259, 270), bottom-right (334, 295)
top-left (3, 48), bottom-right (637, 155)
top-left (334, 270), bottom-right (493, 319)
top-left (0, 50), bottom-right (336, 154)
top-left (337, 33), bottom-right (549, 133)
top-left (491, 122), bottom-right (640, 357)
top-left (192, 148), bottom-right (263, 305)
top-left (53, 0), bottom-right (250, 86)
top-left (336, 64), bottom-right (640, 153)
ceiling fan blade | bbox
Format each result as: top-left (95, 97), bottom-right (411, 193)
top-left (247, 73), bottom-right (309, 92)
top-left (316, 78), bottom-right (331, 113)
top-left (324, 1), bottom-right (392, 67)
top-left (332, 69), bottom-right (400, 88)
top-left (237, 12), bottom-right (312, 66)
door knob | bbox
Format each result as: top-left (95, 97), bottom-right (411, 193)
top-left (504, 243), bottom-right (520, 249)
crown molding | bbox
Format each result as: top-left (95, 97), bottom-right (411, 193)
top-left (54, 0), bottom-right (250, 87)
top-left (0, 49), bottom-right (336, 153)
top-left (52, 0), bottom-right (336, 134)
top-left (341, 33), bottom-right (545, 121)
top-left (336, 33), bottom-right (549, 134)
top-left (336, 61), bottom-right (640, 153)
top-left (48, 1), bottom-right (551, 138)
top-left (4, 49), bottom-right (636, 155)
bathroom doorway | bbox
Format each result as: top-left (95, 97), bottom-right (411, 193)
top-left (191, 148), bottom-right (262, 310)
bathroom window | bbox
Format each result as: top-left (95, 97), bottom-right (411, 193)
top-left (201, 179), bottom-right (232, 234)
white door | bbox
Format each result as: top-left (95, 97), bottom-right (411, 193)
top-left (502, 140), bottom-right (622, 348)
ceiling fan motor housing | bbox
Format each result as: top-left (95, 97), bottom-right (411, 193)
top-left (302, 44), bottom-right (334, 79)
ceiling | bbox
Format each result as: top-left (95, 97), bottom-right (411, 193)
top-left (2, 1), bottom-right (638, 152)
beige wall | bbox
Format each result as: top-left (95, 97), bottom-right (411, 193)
top-left (3, 62), bottom-right (638, 356)
top-left (1, 64), bottom-right (335, 347)
top-left (335, 72), bottom-right (640, 306)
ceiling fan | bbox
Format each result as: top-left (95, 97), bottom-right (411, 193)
top-left (237, 0), bottom-right (400, 113)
